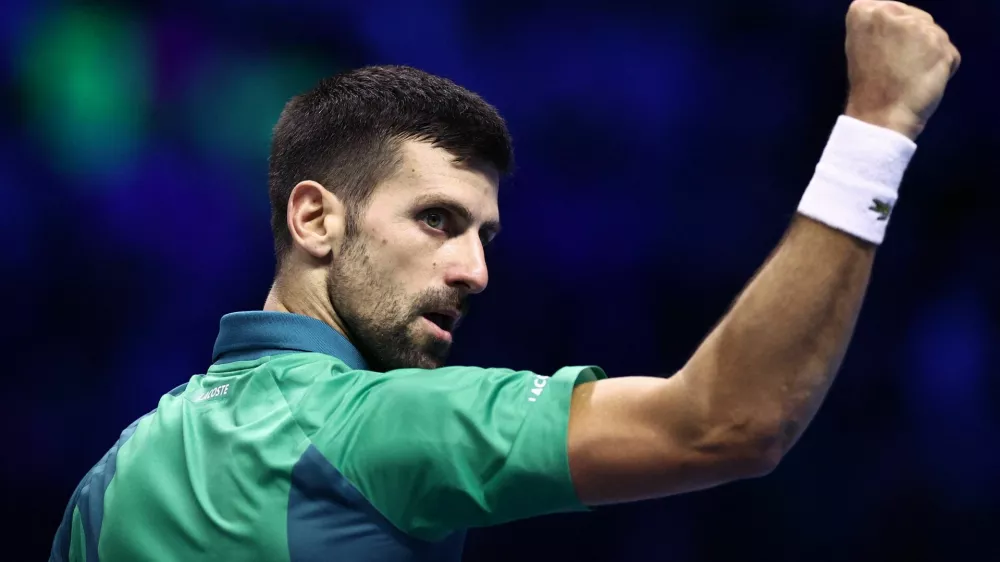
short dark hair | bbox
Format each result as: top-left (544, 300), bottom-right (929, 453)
top-left (267, 65), bottom-right (514, 269)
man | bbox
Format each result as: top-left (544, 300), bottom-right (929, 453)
top-left (51, 1), bottom-right (960, 561)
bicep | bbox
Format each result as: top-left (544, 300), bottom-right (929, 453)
top-left (567, 374), bottom-right (766, 506)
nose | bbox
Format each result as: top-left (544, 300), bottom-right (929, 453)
top-left (444, 233), bottom-right (489, 295)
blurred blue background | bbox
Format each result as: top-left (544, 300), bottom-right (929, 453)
top-left (3, 0), bottom-right (998, 560)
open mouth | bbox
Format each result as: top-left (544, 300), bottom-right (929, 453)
top-left (422, 312), bottom-right (457, 333)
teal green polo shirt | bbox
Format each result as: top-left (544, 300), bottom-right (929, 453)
top-left (51, 311), bottom-right (605, 561)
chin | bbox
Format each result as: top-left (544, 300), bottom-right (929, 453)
top-left (405, 330), bottom-right (451, 369)
top-left (413, 347), bottom-right (450, 370)
top-left (415, 357), bottom-right (446, 370)
top-left (380, 342), bottom-right (449, 371)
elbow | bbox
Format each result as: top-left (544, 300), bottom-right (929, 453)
top-left (676, 370), bottom-right (795, 481)
top-left (741, 436), bottom-right (785, 478)
top-left (735, 419), bottom-right (792, 478)
top-left (699, 417), bottom-right (790, 480)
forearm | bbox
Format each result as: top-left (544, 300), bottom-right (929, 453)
top-left (567, 3), bottom-right (958, 504)
top-left (681, 214), bottom-right (875, 463)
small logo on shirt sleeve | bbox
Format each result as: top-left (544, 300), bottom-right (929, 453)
top-left (195, 384), bottom-right (230, 402)
top-left (527, 375), bottom-right (548, 402)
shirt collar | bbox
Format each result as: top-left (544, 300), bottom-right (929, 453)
top-left (211, 311), bottom-right (368, 370)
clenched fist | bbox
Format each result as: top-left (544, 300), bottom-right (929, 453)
top-left (844, 0), bottom-right (961, 140)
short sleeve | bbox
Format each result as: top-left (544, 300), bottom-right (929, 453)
top-left (309, 364), bottom-right (606, 541)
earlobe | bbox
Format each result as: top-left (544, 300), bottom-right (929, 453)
top-left (286, 180), bottom-right (346, 261)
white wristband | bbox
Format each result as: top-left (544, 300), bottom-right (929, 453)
top-left (797, 115), bottom-right (918, 245)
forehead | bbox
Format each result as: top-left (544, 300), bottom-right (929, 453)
top-left (372, 140), bottom-right (500, 216)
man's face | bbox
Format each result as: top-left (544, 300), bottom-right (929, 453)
top-left (327, 140), bottom-right (501, 371)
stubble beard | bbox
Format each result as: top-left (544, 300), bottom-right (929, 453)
top-left (326, 235), bottom-right (453, 372)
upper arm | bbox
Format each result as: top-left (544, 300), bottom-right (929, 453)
top-left (567, 373), bottom-right (773, 506)
top-left (306, 364), bottom-right (604, 541)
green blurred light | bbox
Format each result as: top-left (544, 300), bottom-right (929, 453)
top-left (184, 53), bottom-right (337, 162)
top-left (20, 8), bottom-right (150, 182)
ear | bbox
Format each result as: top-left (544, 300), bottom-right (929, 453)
top-left (286, 180), bottom-right (347, 261)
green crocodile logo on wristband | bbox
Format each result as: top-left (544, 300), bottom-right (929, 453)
top-left (869, 199), bottom-right (893, 221)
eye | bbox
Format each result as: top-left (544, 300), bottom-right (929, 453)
top-left (420, 209), bottom-right (448, 231)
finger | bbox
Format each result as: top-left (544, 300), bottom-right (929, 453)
top-left (949, 46), bottom-right (962, 77)
top-left (873, 1), bottom-right (935, 22)
top-left (877, 1), bottom-right (911, 16)
top-left (902, 4), bottom-right (935, 23)
top-left (848, 0), bottom-right (881, 18)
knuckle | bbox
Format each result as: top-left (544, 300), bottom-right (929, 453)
top-left (931, 27), bottom-right (950, 46)
top-left (849, 0), bottom-right (877, 19)
top-left (868, 4), bottom-right (888, 18)
top-left (917, 23), bottom-right (938, 41)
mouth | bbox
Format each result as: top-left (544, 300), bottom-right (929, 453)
top-left (421, 310), bottom-right (460, 342)
top-left (422, 310), bottom-right (458, 332)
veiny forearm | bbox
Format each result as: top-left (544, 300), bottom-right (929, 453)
top-left (681, 213), bottom-right (876, 464)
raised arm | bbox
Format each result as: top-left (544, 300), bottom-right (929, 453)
top-left (568, 0), bottom-right (961, 505)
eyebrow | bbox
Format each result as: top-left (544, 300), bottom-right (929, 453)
top-left (412, 193), bottom-right (502, 237)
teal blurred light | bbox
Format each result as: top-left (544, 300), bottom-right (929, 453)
top-left (182, 51), bottom-right (338, 163)
top-left (18, 7), bottom-right (151, 185)
top-left (179, 50), bottom-right (340, 214)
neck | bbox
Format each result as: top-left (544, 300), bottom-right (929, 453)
top-left (263, 278), bottom-right (351, 341)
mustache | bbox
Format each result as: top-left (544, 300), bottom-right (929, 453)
top-left (412, 289), bottom-right (469, 318)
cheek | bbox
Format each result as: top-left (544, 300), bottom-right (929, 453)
top-left (370, 227), bottom-right (436, 290)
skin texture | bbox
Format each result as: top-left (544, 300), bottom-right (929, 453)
top-left (265, 140), bottom-right (500, 371)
